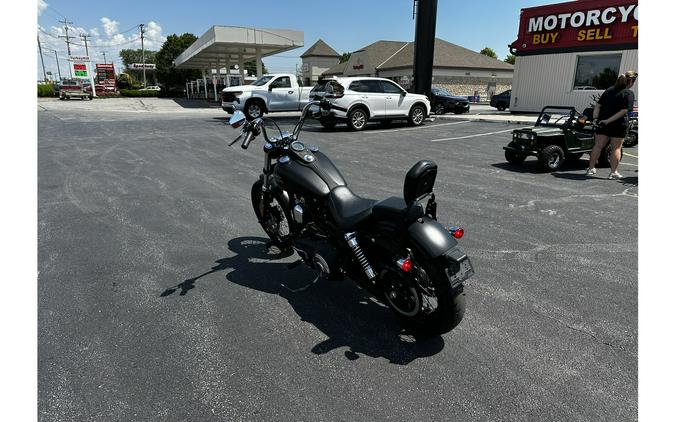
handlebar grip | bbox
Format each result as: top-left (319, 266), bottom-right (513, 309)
top-left (241, 131), bottom-right (254, 149)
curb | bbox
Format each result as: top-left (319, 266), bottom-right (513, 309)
top-left (435, 114), bottom-right (536, 125)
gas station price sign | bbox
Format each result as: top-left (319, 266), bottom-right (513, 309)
top-left (73, 63), bottom-right (88, 77)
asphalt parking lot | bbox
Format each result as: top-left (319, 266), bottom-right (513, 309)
top-left (38, 99), bottom-right (638, 421)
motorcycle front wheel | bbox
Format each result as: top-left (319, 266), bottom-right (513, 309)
top-left (382, 247), bottom-right (466, 335)
top-left (251, 180), bottom-right (294, 250)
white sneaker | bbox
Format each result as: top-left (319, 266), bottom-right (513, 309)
top-left (585, 168), bottom-right (596, 176)
top-left (608, 171), bottom-right (623, 180)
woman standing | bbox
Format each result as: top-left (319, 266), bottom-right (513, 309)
top-left (586, 70), bottom-right (637, 179)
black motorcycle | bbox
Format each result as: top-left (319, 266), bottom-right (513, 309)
top-left (227, 97), bottom-right (474, 335)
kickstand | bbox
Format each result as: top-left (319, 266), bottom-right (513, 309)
top-left (281, 273), bottom-right (321, 293)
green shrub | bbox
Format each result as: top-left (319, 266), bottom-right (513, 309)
top-left (38, 84), bottom-right (55, 97)
top-left (119, 89), bottom-right (160, 97)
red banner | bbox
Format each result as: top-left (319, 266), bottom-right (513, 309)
top-left (510, 0), bottom-right (638, 55)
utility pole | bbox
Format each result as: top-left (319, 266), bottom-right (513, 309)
top-left (58, 18), bottom-right (75, 77)
top-left (58, 19), bottom-right (74, 55)
top-left (80, 33), bottom-right (91, 56)
top-left (52, 49), bottom-right (62, 80)
top-left (139, 23), bottom-right (146, 87)
top-left (412, 0), bottom-right (438, 98)
top-left (38, 35), bottom-right (47, 81)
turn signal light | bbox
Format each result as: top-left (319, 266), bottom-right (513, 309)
top-left (449, 226), bottom-right (464, 239)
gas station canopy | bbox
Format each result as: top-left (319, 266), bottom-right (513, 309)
top-left (174, 26), bottom-right (304, 71)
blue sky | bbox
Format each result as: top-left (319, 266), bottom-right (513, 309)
top-left (37, 0), bottom-right (562, 79)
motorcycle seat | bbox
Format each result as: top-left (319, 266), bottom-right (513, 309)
top-left (328, 186), bottom-right (377, 230)
top-left (372, 196), bottom-right (424, 224)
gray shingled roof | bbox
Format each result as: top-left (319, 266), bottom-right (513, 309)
top-left (322, 40), bottom-right (406, 76)
top-left (379, 38), bottom-right (514, 71)
top-left (322, 37), bottom-right (513, 76)
top-left (356, 40), bottom-right (408, 69)
top-left (322, 61), bottom-right (347, 76)
top-left (300, 39), bottom-right (340, 58)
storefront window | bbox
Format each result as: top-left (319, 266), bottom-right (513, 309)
top-left (573, 54), bottom-right (622, 90)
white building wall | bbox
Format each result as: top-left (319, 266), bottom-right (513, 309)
top-left (511, 49), bottom-right (638, 113)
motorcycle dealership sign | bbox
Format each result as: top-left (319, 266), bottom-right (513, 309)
top-left (510, 0), bottom-right (638, 55)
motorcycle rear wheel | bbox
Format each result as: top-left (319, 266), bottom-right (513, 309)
top-left (383, 247), bottom-right (466, 335)
top-left (251, 180), bottom-right (294, 250)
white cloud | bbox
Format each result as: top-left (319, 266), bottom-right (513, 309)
top-left (100, 17), bottom-right (119, 38)
top-left (143, 21), bottom-right (166, 49)
top-left (38, 0), bottom-right (48, 16)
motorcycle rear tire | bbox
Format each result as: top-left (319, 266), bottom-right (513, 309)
top-left (251, 180), bottom-right (294, 250)
top-left (383, 246), bottom-right (466, 335)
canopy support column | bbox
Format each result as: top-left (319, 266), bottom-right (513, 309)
top-left (256, 48), bottom-right (262, 78)
top-left (238, 55), bottom-right (245, 85)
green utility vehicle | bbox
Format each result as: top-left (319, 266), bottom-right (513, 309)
top-left (504, 106), bottom-right (621, 172)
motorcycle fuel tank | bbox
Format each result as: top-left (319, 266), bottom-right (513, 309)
top-left (275, 149), bottom-right (347, 197)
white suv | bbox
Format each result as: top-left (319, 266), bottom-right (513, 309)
top-left (316, 77), bottom-right (430, 131)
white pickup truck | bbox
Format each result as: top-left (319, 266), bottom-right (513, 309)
top-left (221, 74), bottom-right (313, 119)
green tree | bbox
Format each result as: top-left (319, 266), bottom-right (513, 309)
top-left (504, 54), bottom-right (516, 65)
top-left (243, 60), bottom-right (268, 77)
top-left (155, 33), bottom-right (202, 90)
top-left (119, 49), bottom-right (156, 70)
top-left (339, 52), bottom-right (351, 64)
top-left (116, 72), bottom-right (133, 89)
top-left (479, 47), bottom-right (497, 59)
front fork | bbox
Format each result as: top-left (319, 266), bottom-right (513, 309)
top-left (261, 149), bottom-right (273, 193)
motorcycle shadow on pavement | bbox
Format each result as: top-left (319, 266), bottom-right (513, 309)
top-left (161, 236), bottom-right (445, 365)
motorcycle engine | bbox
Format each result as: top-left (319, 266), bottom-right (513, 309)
top-left (294, 234), bottom-right (343, 281)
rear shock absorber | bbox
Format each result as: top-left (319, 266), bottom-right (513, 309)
top-left (344, 232), bottom-right (376, 281)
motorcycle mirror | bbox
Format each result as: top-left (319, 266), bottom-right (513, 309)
top-left (229, 111), bottom-right (246, 129)
top-left (323, 83), bottom-right (344, 99)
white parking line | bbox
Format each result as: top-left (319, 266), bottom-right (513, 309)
top-left (364, 120), bottom-right (471, 134)
top-left (431, 127), bottom-right (529, 142)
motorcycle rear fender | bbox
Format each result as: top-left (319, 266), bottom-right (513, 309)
top-left (407, 216), bottom-right (459, 259)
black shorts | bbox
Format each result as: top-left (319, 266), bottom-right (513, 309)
top-left (596, 123), bottom-right (628, 138)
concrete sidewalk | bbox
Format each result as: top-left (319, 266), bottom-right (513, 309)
top-left (435, 112), bottom-right (537, 125)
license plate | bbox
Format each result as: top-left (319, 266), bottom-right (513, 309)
top-left (447, 258), bottom-right (474, 287)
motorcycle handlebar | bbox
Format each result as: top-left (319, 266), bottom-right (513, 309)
top-left (233, 99), bottom-right (335, 148)
top-left (241, 130), bottom-right (254, 149)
